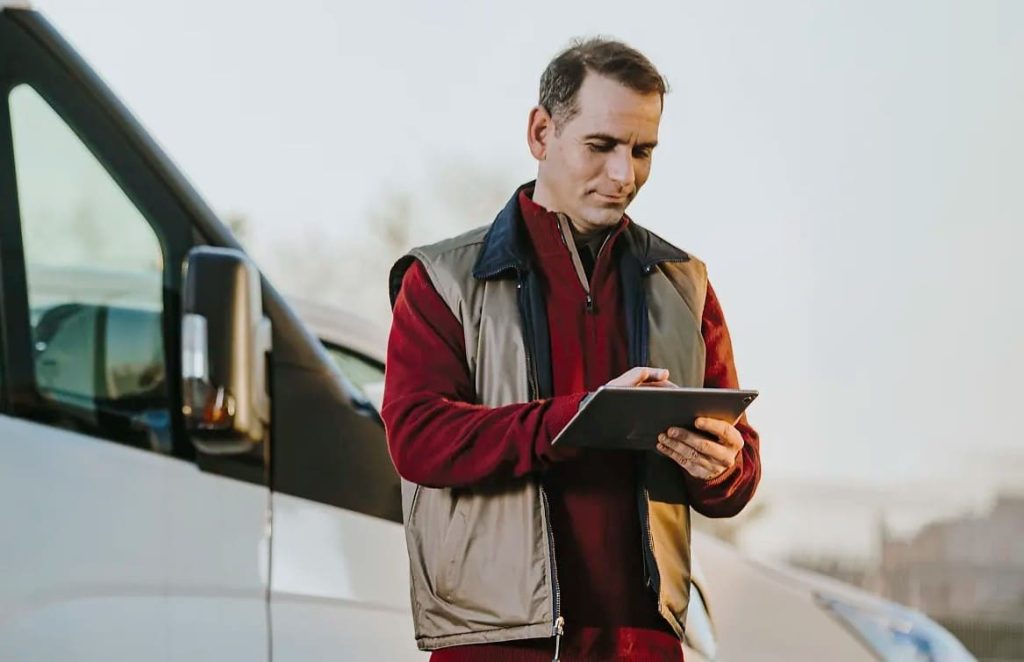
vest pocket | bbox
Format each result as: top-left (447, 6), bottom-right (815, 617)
top-left (435, 498), bottom-right (469, 601)
top-left (406, 482), bottom-right (551, 633)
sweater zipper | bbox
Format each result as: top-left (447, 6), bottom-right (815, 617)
top-left (554, 215), bottom-right (609, 317)
top-left (517, 275), bottom-right (562, 653)
top-left (639, 484), bottom-right (658, 593)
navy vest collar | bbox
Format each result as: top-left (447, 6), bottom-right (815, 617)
top-left (472, 181), bottom-right (690, 280)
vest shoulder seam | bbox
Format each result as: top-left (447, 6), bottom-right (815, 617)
top-left (409, 225), bottom-right (490, 262)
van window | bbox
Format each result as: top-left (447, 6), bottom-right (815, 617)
top-left (8, 85), bottom-right (172, 452)
top-left (323, 344), bottom-right (385, 411)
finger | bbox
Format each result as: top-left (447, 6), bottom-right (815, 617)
top-left (638, 379), bottom-right (678, 389)
top-left (692, 417), bottom-right (731, 438)
top-left (658, 436), bottom-right (731, 481)
top-left (660, 431), bottom-right (732, 466)
top-left (682, 461), bottom-right (719, 481)
top-left (656, 437), bottom-right (703, 468)
top-left (610, 367), bottom-right (670, 388)
top-left (658, 434), bottom-right (719, 469)
top-left (657, 439), bottom-right (717, 478)
top-left (665, 426), bottom-right (718, 450)
top-left (690, 464), bottom-right (717, 480)
top-left (610, 367), bottom-right (642, 387)
top-left (678, 433), bottom-right (735, 465)
top-left (694, 418), bottom-right (744, 451)
top-left (627, 367), bottom-right (652, 384)
top-left (637, 367), bottom-right (669, 384)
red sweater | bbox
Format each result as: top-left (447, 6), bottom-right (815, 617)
top-left (383, 191), bottom-right (761, 661)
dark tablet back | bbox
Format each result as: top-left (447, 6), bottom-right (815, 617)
top-left (552, 386), bottom-right (758, 450)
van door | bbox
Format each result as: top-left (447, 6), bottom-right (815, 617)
top-left (0, 8), bottom-right (269, 660)
top-left (269, 339), bottom-right (420, 659)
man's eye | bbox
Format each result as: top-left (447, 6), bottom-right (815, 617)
top-left (587, 142), bottom-right (615, 153)
top-left (634, 148), bottom-right (653, 159)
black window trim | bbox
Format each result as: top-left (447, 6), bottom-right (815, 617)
top-left (0, 9), bottom-right (403, 522)
top-left (0, 9), bottom-right (235, 472)
top-left (321, 341), bottom-right (385, 375)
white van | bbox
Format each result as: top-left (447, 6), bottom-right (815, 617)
top-left (0, 3), bottom-right (418, 659)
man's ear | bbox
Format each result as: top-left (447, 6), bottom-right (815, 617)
top-left (527, 105), bottom-right (553, 161)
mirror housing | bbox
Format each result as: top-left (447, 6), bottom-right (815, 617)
top-left (181, 247), bottom-right (272, 454)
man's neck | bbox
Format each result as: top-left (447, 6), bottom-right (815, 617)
top-left (568, 221), bottom-right (607, 249)
top-left (531, 180), bottom-right (604, 237)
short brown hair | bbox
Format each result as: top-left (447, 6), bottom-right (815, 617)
top-left (539, 37), bottom-right (668, 130)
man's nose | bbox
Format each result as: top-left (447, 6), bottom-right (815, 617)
top-left (606, 148), bottom-right (635, 189)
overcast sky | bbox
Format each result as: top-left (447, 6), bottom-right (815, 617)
top-left (30, 0), bottom-right (1024, 555)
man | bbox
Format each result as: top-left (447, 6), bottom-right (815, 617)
top-left (383, 38), bottom-right (760, 662)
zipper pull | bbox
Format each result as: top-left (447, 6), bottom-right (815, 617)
top-left (585, 293), bottom-right (594, 314)
top-left (552, 616), bottom-right (565, 662)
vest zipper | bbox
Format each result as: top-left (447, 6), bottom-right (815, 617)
top-left (631, 267), bottom-right (662, 610)
top-left (518, 276), bottom-right (562, 647)
top-left (542, 487), bottom-right (563, 659)
top-left (551, 615), bottom-right (565, 662)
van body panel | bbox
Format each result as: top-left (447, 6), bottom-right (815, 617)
top-left (270, 493), bottom-right (424, 659)
top-left (0, 414), bottom-right (270, 660)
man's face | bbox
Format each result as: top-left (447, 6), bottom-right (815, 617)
top-left (530, 73), bottom-right (662, 233)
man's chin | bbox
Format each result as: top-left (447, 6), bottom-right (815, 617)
top-left (583, 206), bottom-right (627, 227)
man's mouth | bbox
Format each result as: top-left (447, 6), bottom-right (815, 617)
top-left (594, 192), bottom-right (630, 204)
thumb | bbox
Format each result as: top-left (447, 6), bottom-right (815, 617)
top-left (640, 367), bottom-right (669, 383)
top-left (614, 366), bottom-right (669, 386)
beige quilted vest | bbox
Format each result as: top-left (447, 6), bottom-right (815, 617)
top-left (390, 216), bottom-right (707, 651)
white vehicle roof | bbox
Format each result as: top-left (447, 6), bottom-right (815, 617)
top-left (691, 530), bottom-right (876, 661)
top-left (698, 530), bottom-right (904, 613)
top-left (693, 530), bottom-right (892, 613)
top-left (288, 297), bottom-right (388, 364)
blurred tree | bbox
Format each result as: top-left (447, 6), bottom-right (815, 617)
top-left (223, 210), bottom-right (251, 248)
top-left (367, 191), bottom-right (413, 258)
top-left (787, 554), bottom-right (869, 589)
top-left (254, 159), bottom-right (519, 328)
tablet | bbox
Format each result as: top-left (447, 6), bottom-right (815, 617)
top-left (551, 386), bottom-right (758, 450)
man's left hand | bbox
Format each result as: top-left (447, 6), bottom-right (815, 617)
top-left (656, 417), bottom-right (743, 481)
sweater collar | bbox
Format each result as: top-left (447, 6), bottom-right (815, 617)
top-left (472, 181), bottom-right (690, 280)
top-left (518, 186), bottom-right (618, 260)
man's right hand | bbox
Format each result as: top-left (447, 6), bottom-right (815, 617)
top-left (545, 367), bottom-right (675, 465)
top-left (607, 366), bottom-right (676, 389)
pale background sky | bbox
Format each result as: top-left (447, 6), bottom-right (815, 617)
top-left (30, 0), bottom-right (1024, 560)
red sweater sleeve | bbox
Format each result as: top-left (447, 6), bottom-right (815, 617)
top-left (685, 280), bottom-right (762, 518)
top-left (381, 260), bottom-right (585, 488)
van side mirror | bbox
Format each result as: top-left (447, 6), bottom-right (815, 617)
top-left (180, 247), bottom-right (272, 454)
